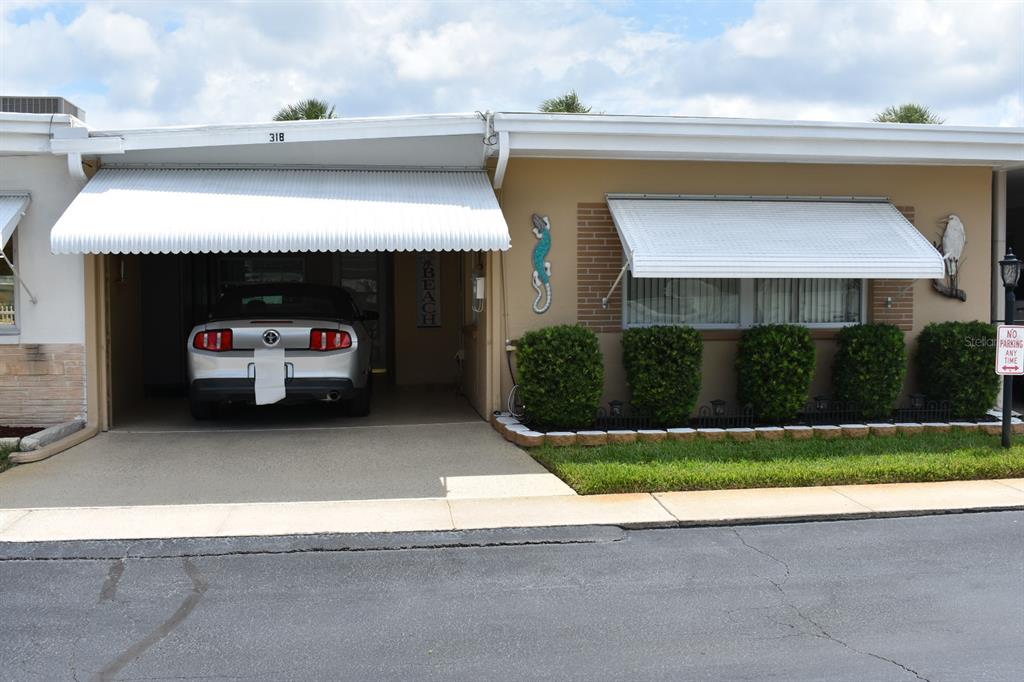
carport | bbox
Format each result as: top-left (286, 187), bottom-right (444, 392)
top-left (49, 165), bottom-right (509, 430)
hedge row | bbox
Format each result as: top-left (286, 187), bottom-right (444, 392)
top-left (516, 321), bottom-right (998, 430)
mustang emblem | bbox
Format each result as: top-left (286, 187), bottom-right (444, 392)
top-left (262, 329), bottom-right (281, 347)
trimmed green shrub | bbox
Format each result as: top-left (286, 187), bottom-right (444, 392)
top-left (832, 324), bottom-right (907, 420)
top-left (736, 324), bottom-right (815, 423)
top-left (623, 326), bottom-right (703, 427)
top-left (517, 324), bottom-right (604, 430)
top-left (916, 321), bottom-right (998, 419)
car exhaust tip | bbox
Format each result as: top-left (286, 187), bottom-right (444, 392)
top-left (325, 391), bottom-right (341, 402)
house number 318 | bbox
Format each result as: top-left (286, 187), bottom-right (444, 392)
top-left (269, 132), bottom-right (285, 142)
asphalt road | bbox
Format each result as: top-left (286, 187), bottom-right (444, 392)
top-left (1, 512), bottom-right (1022, 681)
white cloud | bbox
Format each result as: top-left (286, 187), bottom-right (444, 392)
top-left (65, 5), bottom-right (158, 60)
top-left (1, 0), bottom-right (1020, 128)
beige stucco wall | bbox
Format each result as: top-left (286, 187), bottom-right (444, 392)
top-left (493, 158), bottom-right (993, 410)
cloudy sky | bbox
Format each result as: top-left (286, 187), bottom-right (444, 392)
top-left (2, 0), bottom-right (1021, 129)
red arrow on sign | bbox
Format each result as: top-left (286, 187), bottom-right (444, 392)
top-left (1002, 365), bottom-right (1020, 372)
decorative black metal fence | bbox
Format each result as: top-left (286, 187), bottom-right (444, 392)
top-left (798, 397), bottom-right (862, 426)
top-left (892, 399), bottom-right (951, 423)
top-left (692, 401), bottom-right (755, 429)
top-left (594, 402), bottom-right (655, 431)
top-left (523, 394), bottom-right (958, 433)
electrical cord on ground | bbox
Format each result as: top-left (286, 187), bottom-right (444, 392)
top-left (505, 347), bottom-right (523, 417)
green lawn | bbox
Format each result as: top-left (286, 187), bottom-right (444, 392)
top-left (0, 445), bottom-right (13, 475)
top-left (531, 432), bottom-right (1024, 495)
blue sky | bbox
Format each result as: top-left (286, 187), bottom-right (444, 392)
top-left (1, 0), bottom-right (1020, 129)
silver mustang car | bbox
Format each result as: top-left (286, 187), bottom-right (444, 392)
top-left (186, 283), bottom-right (375, 419)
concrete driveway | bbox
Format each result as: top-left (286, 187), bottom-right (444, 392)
top-left (0, 390), bottom-right (573, 508)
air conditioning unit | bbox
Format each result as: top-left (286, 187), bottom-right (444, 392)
top-left (0, 96), bottom-right (85, 121)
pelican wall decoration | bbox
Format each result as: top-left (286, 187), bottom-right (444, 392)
top-left (932, 214), bottom-right (967, 301)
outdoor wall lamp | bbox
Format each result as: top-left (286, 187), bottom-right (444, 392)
top-left (813, 395), bottom-right (829, 412)
top-left (609, 400), bottom-right (624, 417)
top-left (998, 249), bottom-right (1021, 448)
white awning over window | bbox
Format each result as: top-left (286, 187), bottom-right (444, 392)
top-left (1, 193), bottom-right (30, 249)
top-left (607, 195), bottom-right (945, 279)
top-left (51, 168), bottom-right (510, 254)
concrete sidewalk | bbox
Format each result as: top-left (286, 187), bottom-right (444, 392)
top-left (1, 479), bottom-right (1021, 543)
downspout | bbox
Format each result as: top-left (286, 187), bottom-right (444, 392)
top-left (9, 256), bottom-right (103, 463)
top-left (66, 152), bottom-right (87, 181)
top-left (493, 131), bottom-right (509, 190)
top-left (484, 120), bottom-right (512, 414)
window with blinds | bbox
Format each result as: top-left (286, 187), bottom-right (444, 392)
top-left (755, 279), bottom-right (862, 325)
top-left (625, 275), bottom-right (739, 326)
top-left (623, 274), bottom-right (863, 328)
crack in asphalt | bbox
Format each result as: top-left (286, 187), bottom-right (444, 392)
top-left (98, 558), bottom-right (125, 602)
top-left (731, 528), bottom-right (931, 682)
top-left (0, 536), bottom-right (622, 563)
top-left (94, 558), bottom-right (209, 682)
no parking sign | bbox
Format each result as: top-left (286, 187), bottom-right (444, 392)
top-left (995, 325), bottom-right (1024, 375)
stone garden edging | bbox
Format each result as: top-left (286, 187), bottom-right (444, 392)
top-left (491, 414), bottom-right (1024, 448)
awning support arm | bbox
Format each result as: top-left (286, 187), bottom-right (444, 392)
top-left (0, 249), bottom-right (37, 304)
top-left (601, 263), bottom-right (629, 309)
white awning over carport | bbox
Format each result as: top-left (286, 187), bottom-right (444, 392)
top-left (50, 168), bottom-right (510, 254)
top-left (1, 193), bottom-right (30, 249)
top-left (607, 195), bottom-right (945, 279)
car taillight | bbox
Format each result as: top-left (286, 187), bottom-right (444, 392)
top-left (193, 329), bottom-right (233, 352)
top-left (310, 329), bottom-right (351, 351)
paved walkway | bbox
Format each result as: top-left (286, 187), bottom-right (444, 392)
top-left (2, 479), bottom-right (1020, 542)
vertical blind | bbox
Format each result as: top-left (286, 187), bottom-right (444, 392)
top-left (625, 275), bottom-right (862, 327)
top-left (755, 279), bottom-right (861, 324)
top-left (625, 275), bottom-right (739, 325)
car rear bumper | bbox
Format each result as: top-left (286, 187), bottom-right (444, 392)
top-left (190, 378), bottom-right (356, 404)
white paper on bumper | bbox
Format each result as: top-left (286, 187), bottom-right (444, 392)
top-left (253, 346), bottom-right (286, 405)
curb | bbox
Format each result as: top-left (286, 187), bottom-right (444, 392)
top-left (615, 505), bottom-right (1024, 530)
top-left (492, 413), bottom-right (1024, 447)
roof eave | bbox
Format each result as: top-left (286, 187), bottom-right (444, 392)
top-left (0, 112), bottom-right (86, 155)
top-left (69, 113), bottom-right (487, 155)
top-left (492, 113), bottom-right (1024, 169)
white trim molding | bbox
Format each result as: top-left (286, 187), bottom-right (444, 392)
top-left (492, 113), bottom-right (1024, 169)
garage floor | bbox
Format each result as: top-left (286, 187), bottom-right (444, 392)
top-left (113, 383), bottom-right (485, 432)
top-left (0, 387), bottom-right (574, 509)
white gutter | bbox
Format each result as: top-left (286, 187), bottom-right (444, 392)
top-left (491, 113), bottom-right (1024, 169)
top-left (0, 112), bottom-right (87, 155)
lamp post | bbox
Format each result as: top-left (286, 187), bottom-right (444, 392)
top-left (999, 249), bottom-right (1022, 447)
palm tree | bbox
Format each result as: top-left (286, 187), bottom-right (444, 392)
top-left (273, 98), bottom-right (338, 121)
top-left (873, 103), bottom-right (944, 124)
top-left (539, 90), bottom-right (592, 114)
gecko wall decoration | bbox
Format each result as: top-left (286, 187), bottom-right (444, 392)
top-left (531, 213), bottom-right (552, 314)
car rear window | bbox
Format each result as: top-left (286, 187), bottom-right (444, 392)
top-left (212, 286), bottom-right (356, 320)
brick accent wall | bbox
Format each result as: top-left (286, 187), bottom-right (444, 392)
top-left (869, 280), bottom-right (914, 331)
top-left (0, 344), bottom-right (86, 426)
top-left (577, 202), bottom-right (624, 333)
top-left (869, 206), bottom-right (917, 332)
